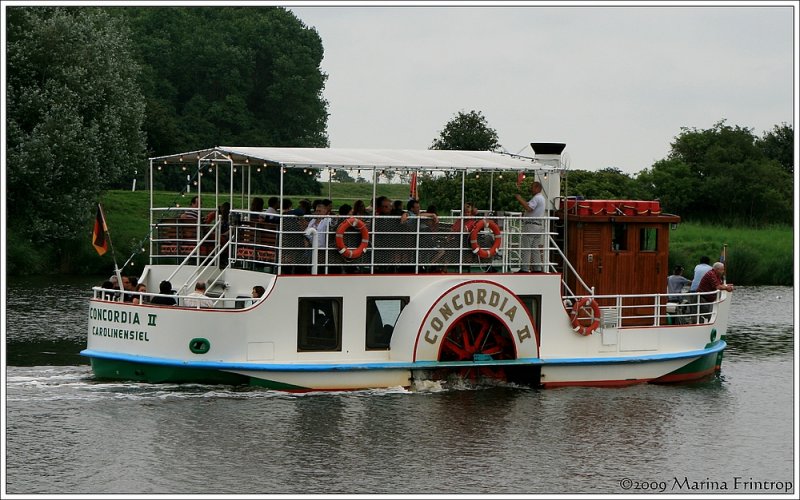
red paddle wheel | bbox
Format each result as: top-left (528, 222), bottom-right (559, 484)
top-left (436, 312), bottom-right (517, 383)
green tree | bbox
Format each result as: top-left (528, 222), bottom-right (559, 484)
top-left (333, 169), bottom-right (355, 183)
top-left (562, 167), bottom-right (644, 200)
top-left (118, 7), bottom-right (328, 195)
top-left (7, 8), bottom-right (146, 254)
top-left (756, 123), bottom-right (794, 175)
top-left (640, 120), bottom-right (792, 225)
top-left (430, 110), bottom-right (501, 151)
top-left (635, 159), bottom-right (698, 215)
top-left (421, 110), bottom-right (504, 211)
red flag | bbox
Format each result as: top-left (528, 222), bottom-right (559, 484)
top-left (92, 204), bottom-right (108, 256)
top-left (409, 172), bottom-right (418, 200)
top-left (517, 171), bottom-right (525, 188)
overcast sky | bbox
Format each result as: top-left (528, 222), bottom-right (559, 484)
top-left (289, 3), bottom-right (796, 174)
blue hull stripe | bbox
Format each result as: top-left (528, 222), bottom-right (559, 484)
top-left (81, 341), bottom-right (724, 372)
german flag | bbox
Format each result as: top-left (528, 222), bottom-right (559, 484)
top-left (409, 172), bottom-right (418, 200)
top-left (92, 204), bottom-right (108, 256)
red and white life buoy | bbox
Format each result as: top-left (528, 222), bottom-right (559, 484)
top-left (570, 297), bottom-right (601, 336)
top-left (335, 217), bottom-right (369, 259)
top-left (469, 220), bottom-right (502, 259)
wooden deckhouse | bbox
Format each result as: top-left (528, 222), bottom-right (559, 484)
top-left (556, 199), bottom-right (681, 319)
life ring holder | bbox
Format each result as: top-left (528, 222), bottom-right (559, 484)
top-left (469, 220), bottom-right (502, 259)
top-left (335, 217), bottom-right (370, 259)
top-left (570, 297), bottom-right (601, 336)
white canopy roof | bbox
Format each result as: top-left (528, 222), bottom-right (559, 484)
top-left (150, 146), bottom-right (558, 172)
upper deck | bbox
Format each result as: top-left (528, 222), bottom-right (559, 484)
top-left (150, 209), bottom-right (555, 275)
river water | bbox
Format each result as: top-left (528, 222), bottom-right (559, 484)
top-left (4, 276), bottom-right (796, 495)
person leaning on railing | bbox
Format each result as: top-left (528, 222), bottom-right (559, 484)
top-left (696, 262), bottom-right (734, 322)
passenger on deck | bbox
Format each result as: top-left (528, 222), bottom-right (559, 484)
top-left (121, 275), bottom-right (135, 302)
top-left (205, 202), bottom-right (231, 240)
top-left (391, 199), bottom-right (404, 216)
top-left (249, 197), bottom-right (265, 222)
top-left (184, 281), bottom-right (213, 308)
top-left (281, 198), bottom-right (293, 214)
top-left (252, 285), bottom-right (266, 299)
top-left (696, 262), bottom-right (734, 322)
top-left (150, 280), bottom-right (177, 306)
top-left (451, 202), bottom-right (478, 234)
top-left (515, 180), bottom-right (546, 273)
top-left (425, 205), bottom-right (442, 233)
top-left (406, 199), bottom-right (439, 225)
top-left (374, 196), bottom-right (391, 216)
top-left (180, 196), bottom-right (200, 220)
top-left (352, 199), bottom-right (368, 216)
top-left (306, 199), bottom-right (332, 248)
top-left (265, 197), bottom-right (280, 223)
top-left (132, 283), bottom-right (148, 305)
top-left (667, 265), bottom-right (691, 302)
top-left (690, 256), bottom-right (712, 292)
top-left (283, 199), bottom-right (313, 274)
top-left (287, 198), bottom-right (311, 217)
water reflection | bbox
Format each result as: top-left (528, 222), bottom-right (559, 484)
top-left (725, 286), bottom-right (794, 359)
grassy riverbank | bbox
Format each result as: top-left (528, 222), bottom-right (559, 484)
top-left (667, 222), bottom-right (794, 286)
top-left (6, 188), bottom-right (794, 285)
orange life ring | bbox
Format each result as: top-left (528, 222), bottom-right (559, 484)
top-left (570, 297), bottom-right (601, 336)
top-left (335, 217), bottom-right (369, 259)
top-left (469, 220), bottom-right (502, 259)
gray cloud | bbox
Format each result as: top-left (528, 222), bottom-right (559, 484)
top-left (290, 5), bottom-right (794, 174)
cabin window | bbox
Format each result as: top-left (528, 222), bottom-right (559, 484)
top-left (365, 297), bottom-right (408, 350)
top-left (611, 223), bottom-right (628, 251)
top-left (518, 295), bottom-right (542, 337)
top-left (297, 298), bottom-right (342, 351)
top-left (640, 227), bottom-right (658, 252)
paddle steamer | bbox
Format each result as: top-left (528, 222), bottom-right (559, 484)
top-left (82, 144), bottom-right (730, 390)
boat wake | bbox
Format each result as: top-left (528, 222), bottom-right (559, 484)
top-left (5, 365), bottom-right (526, 403)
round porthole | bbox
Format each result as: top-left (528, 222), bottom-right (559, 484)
top-left (189, 338), bottom-right (211, 354)
top-left (709, 329), bottom-right (717, 342)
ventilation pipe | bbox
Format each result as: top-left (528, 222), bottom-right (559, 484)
top-left (531, 142), bottom-right (566, 211)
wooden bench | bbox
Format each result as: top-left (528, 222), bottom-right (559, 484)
top-left (235, 222), bottom-right (277, 263)
top-left (156, 218), bottom-right (180, 255)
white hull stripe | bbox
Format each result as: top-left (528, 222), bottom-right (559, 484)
top-left (80, 342), bottom-right (724, 371)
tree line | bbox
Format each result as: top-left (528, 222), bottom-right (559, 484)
top-left (6, 8), bottom-right (793, 275)
top-left (425, 111), bottom-right (793, 227)
top-left (7, 6), bottom-right (326, 271)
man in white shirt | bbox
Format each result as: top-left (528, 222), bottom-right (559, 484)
top-left (184, 281), bottom-right (213, 308)
top-left (690, 256), bottom-right (712, 292)
top-left (307, 199), bottom-right (333, 248)
top-left (515, 181), bottom-right (546, 272)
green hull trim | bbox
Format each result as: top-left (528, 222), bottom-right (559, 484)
top-left (90, 358), bottom-right (309, 390)
top-left (652, 341), bottom-right (724, 384)
top-left (91, 358), bottom-right (249, 385)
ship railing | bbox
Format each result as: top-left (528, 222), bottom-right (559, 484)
top-left (225, 211), bottom-right (558, 275)
top-left (157, 218), bottom-right (224, 294)
top-left (91, 286), bottom-right (264, 310)
top-left (150, 210), bottom-right (218, 264)
top-left (564, 290), bottom-right (725, 328)
top-left (547, 234), bottom-right (593, 297)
